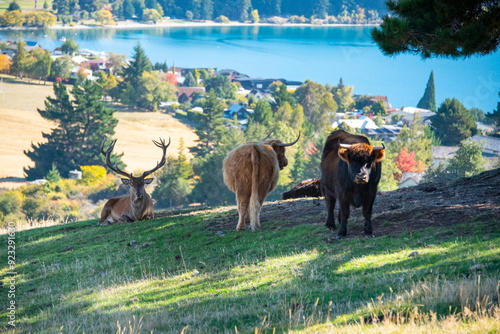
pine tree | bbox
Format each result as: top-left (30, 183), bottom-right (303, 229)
top-left (417, 70), bottom-right (436, 112)
top-left (119, 42), bottom-right (152, 106)
top-left (182, 72), bottom-right (197, 87)
top-left (24, 82), bottom-right (123, 180)
top-left (445, 140), bottom-right (486, 178)
top-left (123, 0), bottom-right (135, 19)
top-left (190, 90), bottom-right (228, 158)
top-left (431, 98), bottom-right (477, 145)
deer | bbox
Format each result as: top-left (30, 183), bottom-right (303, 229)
top-left (98, 137), bottom-right (170, 226)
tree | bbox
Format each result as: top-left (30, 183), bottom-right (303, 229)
top-left (431, 98), bottom-right (477, 145)
top-left (0, 54), bottom-right (12, 73)
top-left (295, 80), bottom-right (337, 133)
top-left (123, 0), bottom-right (135, 19)
top-left (31, 48), bottom-right (52, 84)
top-left (417, 70), bottom-right (436, 112)
top-left (182, 71), bottom-right (197, 87)
top-left (24, 82), bottom-right (122, 179)
top-left (132, 0), bottom-right (146, 18)
top-left (370, 99), bottom-right (387, 116)
top-left (60, 38), bottom-right (79, 55)
top-left (11, 40), bottom-right (28, 78)
top-left (7, 1), bottom-right (21, 11)
top-left (94, 9), bottom-right (116, 25)
top-left (152, 138), bottom-right (193, 208)
top-left (112, 0), bottom-right (124, 20)
top-left (142, 8), bottom-right (162, 22)
top-left (52, 0), bottom-right (77, 15)
top-left (250, 9), bottom-right (259, 23)
top-left (328, 77), bottom-right (354, 113)
top-left (51, 55), bottom-right (72, 81)
top-left (136, 71), bottom-right (178, 110)
top-left (371, 0), bottom-right (500, 58)
top-left (107, 52), bottom-right (127, 74)
top-left (1, 9), bottom-right (25, 26)
top-left (445, 140), bottom-right (486, 179)
top-left (201, 0), bottom-right (213, 20)
top-left (203, 75), bottom-right (237, 100)
top-left (395, 147), bottom-right (425, 176)
top-left (249, 99), bottom-right (273, 126)
top-left (486, 93), bottom-right (500, 128)
top-left (270, 81), bottom-right (295, 110)
top-left (119, 42), bottom-right (152, 105)
top-left (190, 90), bottom-right (228, 158)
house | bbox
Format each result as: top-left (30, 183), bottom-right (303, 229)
top-left (471, 135), bottom-right (500, 157)
top-left (402, 110), bottom-right (436, 126)
top-left (87, 59), bottom-right (113, 73)
top-left (176, 87), bottom-right (205, 104)
top-left (71, 55), bottom-right (89, 66)
top-left (331, 118), bottom-right (378, 131)
top-left (216, 69), bottom-right (249, 81)
top-left (6, 41), bottom-right (42, 53)
top-left (362, 125), bottom-right (401, 142)
top-left (223, 104), bottom-right (254, 129)
top-left (233, 77), bottom-right (303, 91)
top-left (398, 172), bottom-right (424, 188)
top-left (431, 146), bottom-right (459, 167)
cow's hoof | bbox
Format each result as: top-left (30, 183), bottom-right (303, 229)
top-left (336, 235), bottom-right (346, 240)
top-left (326, 224), bottom-right (336, 230)
top-left (236, 225), bottom-right (245, 231)
top-left (364, 234), bottom-right (374, 238)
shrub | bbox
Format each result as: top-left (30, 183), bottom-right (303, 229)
top-left (80, 165), bottom-right (107, 186)
top-left (215, 15), bottom-right (230, 23)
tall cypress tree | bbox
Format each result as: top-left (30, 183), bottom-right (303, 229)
top-left (24, 81), bottom-right (123, 180)
top-left (123, 0), bottom-right (135, 19)
top-left (417, 70), bottom-right (436, 112)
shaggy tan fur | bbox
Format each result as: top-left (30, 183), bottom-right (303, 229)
top-left (223, 140), bottom-right (289, 231)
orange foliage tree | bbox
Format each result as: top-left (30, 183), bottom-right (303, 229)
top-left (162, 72), bottom-right (178, 86)
top-left (394, 147), bottom-right (425, 181)
top-left (0, 54), bottom-right (12, 72)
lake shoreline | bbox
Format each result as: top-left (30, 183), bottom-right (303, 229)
top-left (0, 19), bottom-right (380, 31)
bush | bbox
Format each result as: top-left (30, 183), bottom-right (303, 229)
top-left (175, 110), bottom-right (187, 117)
top-left (80, 165), bottom-right (107, 186)
top-left (215, 15), bottom-right (230, 23)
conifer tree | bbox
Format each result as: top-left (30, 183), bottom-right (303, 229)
top-left (486, 93), bottom-right (500, 128)
top-left (431, 98), bottom-right (477, 145)
top-left (11, 40), bottom-right (27, 79)
top-left (24, 81), bottom-right (123, 180)
top-left (190, 90), bottom-right (228, 158)
top-left (417, 71), bottom-right (436, 112)
top-left (123, 0), bottom-right (135, 19)
top-left (371, 0), bottom-right (500, 58)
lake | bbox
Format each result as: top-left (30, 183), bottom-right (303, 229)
top-left (1, 25), bottom-right (499, 112)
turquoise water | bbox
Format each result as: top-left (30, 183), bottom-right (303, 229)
top-left (1, 25), bottom-right (499, 111)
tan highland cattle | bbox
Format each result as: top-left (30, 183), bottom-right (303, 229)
top-left (223, 133), bottom-right (300, 230)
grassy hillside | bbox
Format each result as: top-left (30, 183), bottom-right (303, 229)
top-left (0, 75), bottom-right (198, 188)
top-left (1, 169), bottom-right (499, 333)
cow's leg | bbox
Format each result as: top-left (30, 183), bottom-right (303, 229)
top-left (236, 192), bottom-right (250, 231)
top-left (324, 192), bottom-right (336, 230)
top-left (249, 195), bottom-right (261, 230)
top-left (337, 201), bottom-right (350, 239)
top-left (362, 196), bottom-right (376, 237)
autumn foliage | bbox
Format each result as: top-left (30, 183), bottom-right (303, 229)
top-left (0, 54), bottom-right (12, 72)
top-left (394, 147), bottom-right (425, 181)
top-left (162, 73), bottom-right (178, 86)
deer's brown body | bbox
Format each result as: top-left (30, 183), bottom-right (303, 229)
top-left (98, 137), bottom-right (170, 225)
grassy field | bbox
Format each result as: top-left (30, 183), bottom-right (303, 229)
top-left (0, 194), bottom-right (498, 333)
top-left (0, 0), bottom-right (45, 11)
top-left (0, 75), bottom-right (198, 187)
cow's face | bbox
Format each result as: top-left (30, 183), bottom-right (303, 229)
top-left (268, 140), bottom-right (288, 170)
top-left (338, 143), bottom-right (385, 184)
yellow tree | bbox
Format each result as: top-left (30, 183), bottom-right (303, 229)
top-left (0, 54), bottom-right (12, 73)
top-left (2, 10), bottom-right (25, 27)
top-left (94, 9), bottom-right (116, 26)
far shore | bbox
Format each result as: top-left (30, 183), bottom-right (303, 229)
top-left (0, 19), bottom-right (380, 31)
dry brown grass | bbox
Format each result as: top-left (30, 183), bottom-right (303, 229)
top-left (0, 74), bottom-right (198, 188)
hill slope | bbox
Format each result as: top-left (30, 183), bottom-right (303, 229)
top-left (0, 170), bottom-right (499, 333)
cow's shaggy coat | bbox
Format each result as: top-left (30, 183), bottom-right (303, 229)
top-left (223, 139), bottom-right (291, 230)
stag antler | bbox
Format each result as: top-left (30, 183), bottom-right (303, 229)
top-left (279, 132), bottom-right (301, 147)
top-left (142, 137), bottom-right (171, 177)
top-left (100, 137), bottom-right (132, 178)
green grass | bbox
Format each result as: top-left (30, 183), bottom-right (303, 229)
top-left (0, 202), bottom-right (499, 333)
top-left (0, 0), bottom-right (48, 11)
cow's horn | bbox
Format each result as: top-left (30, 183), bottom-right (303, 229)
top-left (372, 143), bottom-right (385, 150)
top-left (339, 142), bottom-right (352, 148)
top-left (260, 131), bottom-right (273, 141)
top-left (279, 132), bottom-right (301, 147)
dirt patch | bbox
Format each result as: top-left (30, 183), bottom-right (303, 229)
top-left (163, 169), bottom-right (500, 238)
